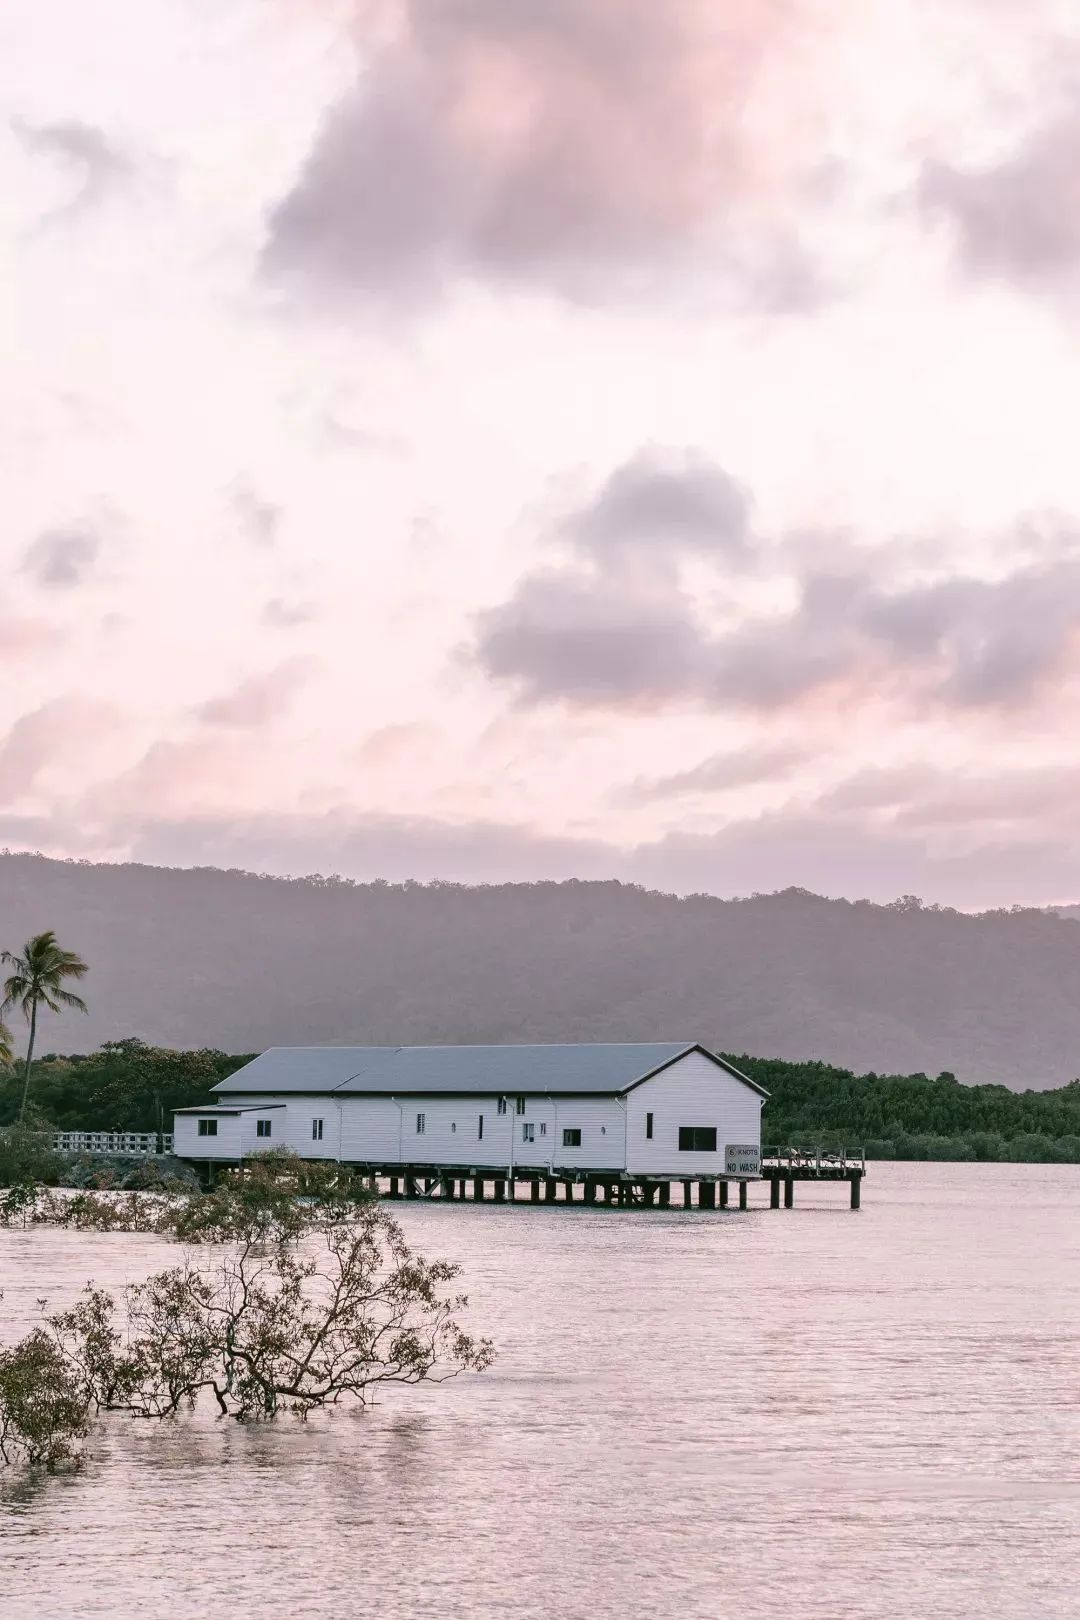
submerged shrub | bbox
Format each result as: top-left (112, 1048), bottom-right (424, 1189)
top-left (0, 1329), bottom-right (89, 1468)
top-left (0, 1152), bottom-right (494, 1465)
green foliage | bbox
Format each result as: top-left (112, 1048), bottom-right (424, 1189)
top-left (1, 929), bottom-right (89, 1121)
top-left (0, 1329), bottom-right (90, 1467)
top-left (6, 1032), bottom-right (1080, 1165)
top-left (0, 1122), bottom-right (63, 1190)
top-left (0, 1037), bottom-right (253, 1131)
top-left (0, 1153), bottom-right (494, 1465)
top-left (729, 1054), bottom-right (1080, 1161)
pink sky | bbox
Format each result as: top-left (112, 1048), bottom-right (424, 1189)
top-left (5, 0), bottom-right (1080, 908)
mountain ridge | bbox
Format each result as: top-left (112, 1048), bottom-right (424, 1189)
top-left (1, 851), bottom-right (1078, 1090)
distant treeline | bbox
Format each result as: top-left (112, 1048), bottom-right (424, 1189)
top-left (3, 1039), bottom-right (1080, 1163)
top-left (0, 1039), bottom-right (253, 1134)
top-left (730, 1054), bottom-right (1080, 1162)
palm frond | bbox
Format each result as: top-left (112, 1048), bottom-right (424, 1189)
top-left (53, 988), bottom-right (89, 1011)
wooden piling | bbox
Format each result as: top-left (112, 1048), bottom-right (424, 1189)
top-left (530, 1178), bottom-right (541, 1203)
top-left (493, 1179), bottom-right (505, 1202)
top-left (850, 1175), bottom-right (862, 1210)
top-left (770, 1177), bottom-right (780, 1209)
top-left (544, 1178), bottom-right (557, 1203)
top-left (388, 1177), bottom-right (400, 1198)
top-left (719, 1181), bottom-right (729, 1208)
top-left (658, 1182), bottom-right (670, 1207)
top-left (738, 1179), bottom-right (748, 1210)
top-left (404, 1174), bottom-right (418, 1199)
top-left (563, 1179), bottom-right (574, 1201)
top-left (698, 1181), bottom-right (716, 1210)
top-left (642, 1182), bottom-right (657, 1206)
top-left (682, 1179), bottom-right (693, 1208)
top-left (584, 1180), bottom-right (597, 1204)
top-left (472, 1176), bottom-right (484, 1201)
top-left (784, 1177), bottom-right (794, 1209)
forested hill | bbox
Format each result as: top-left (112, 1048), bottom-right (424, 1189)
top-left (2, 851), bottom-right (1080, 1090)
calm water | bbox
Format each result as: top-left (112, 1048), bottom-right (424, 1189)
top-left (1, 1164), bottom-right (1078, 1620)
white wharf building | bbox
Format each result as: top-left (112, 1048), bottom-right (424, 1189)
top-left (173, 1042), bottom-right (765, 1186)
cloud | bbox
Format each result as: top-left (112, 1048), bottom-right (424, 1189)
top-left (476, 571), bottom-right (708, 708)
top-left (0, 609), bottom-right (58, 658)
top-left (262, 597), bottom-right (317, 629)
top-left (355, 722), bottom-right (438, 767)
top-left (475, 451), bottom-right (1080, 714)
top-left (8, 771), bottom-right (1080, 909)
top-left (625, 743), bottom-right (813, 802)
top-left (16, 119), bottom-right (129, 212)
top-left (919, 110), bottom-right (1080, 291)
top-left (567, 447), bottom-right (750, 563)
top-left (0, 699), bottom-right (120, 801)
top-left (21, 529), bottom-right (100, 589)
top-left (820, 761), bottom-right (1080, 831)
top-left (263, 0), bottom-right (831, 305)
top-left (231, 483), bottom-right (280, 547)
top-left (194, 658), bottom-right (317, 728)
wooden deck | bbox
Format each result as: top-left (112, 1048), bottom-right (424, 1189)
top-left (48, 1132), bottom-right (866, 1210)
top-left (321, 1147), bottom-right (867, 1211)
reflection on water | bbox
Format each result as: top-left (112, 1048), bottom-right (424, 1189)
top-left (1, 1164), bottom-right (1078, 1620)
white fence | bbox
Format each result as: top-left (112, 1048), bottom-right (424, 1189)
top-left (51, 1131), bottom-right (174, 1157)
top-left (762, 1145), bottom-right (866, 1172)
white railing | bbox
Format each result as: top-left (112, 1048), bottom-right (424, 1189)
top-left (51, 1131), bottom-right (174, 1157)
top-left (762, 1145), bottom-right (866, 1172)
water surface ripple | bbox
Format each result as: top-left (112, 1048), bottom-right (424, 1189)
top-left (2, 1163), bottom-right (1078, 1620)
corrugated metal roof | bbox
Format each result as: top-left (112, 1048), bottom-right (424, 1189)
top-left (212, 1042), bottom-right (723, 1098)
top-left (174, 1103), bottom-right (287, 1114)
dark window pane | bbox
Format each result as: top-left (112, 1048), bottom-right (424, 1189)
top-left (646, 1112), bottom-right (653, 1140)
top-left (562, 1128), bottom-right (581, 1147)
top-left (678, 1126), bottom-right (717, 1151)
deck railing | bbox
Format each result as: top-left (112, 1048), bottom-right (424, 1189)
top-left (50, 1131), bottom-right (174, 1157)
top-left (762, 1145), bottom-right (866, 1173)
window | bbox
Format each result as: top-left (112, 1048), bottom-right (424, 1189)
top-left (516, 1096), bottom-right (526, 1115)
top-left (678, 1126), bottom-right (717, 1152)
top-left (522, 1123), bottom-right (535, 1143)
top-left (451, 1122), bottom-right (457, 1133)
top-left (197, 1118), bottom-right (218, 1138)
top-left (312, 1118), bottom-right (324, 1142)
top-left (539, 1122), bottom-right (547, 1136)
top-left (497, 1098), bottom-right (507, 1115)
top-left (562, 1128), bottom-right (581, 1147)
top-left (416, 1112), bottom-right (426, 1135)
top-left (646, 1112), bottom-right (654, 1140)
top-left (478, 1115), bottom-right (484, 1140)
top-left (256, 1119), bottom-right (273, 1138)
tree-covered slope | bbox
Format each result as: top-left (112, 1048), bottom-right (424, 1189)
top-left (2, 851), bottom-right (1080, 1089)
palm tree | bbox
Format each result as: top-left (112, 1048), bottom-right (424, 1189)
top-left (2, 932), bottom-right (88, 1121)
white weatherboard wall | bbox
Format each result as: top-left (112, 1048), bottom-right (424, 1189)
top-left (339, 1094), bottom-right (626, 1172)
top-left (624, 1051), bottom-right (763, 1177)
top-left (173, 1113), bottom-right (243, 1160)
top-left (199, 1091), bottom-right (630, 1171)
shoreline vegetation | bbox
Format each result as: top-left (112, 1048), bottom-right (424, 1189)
top-left (0, 1152), bottom-right (494, 1470)
top-left (1, 1038), bottom-right (1079, 1170)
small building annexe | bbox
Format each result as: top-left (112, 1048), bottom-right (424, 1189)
top-left (173, 1042), bottom-right (766, 1183)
